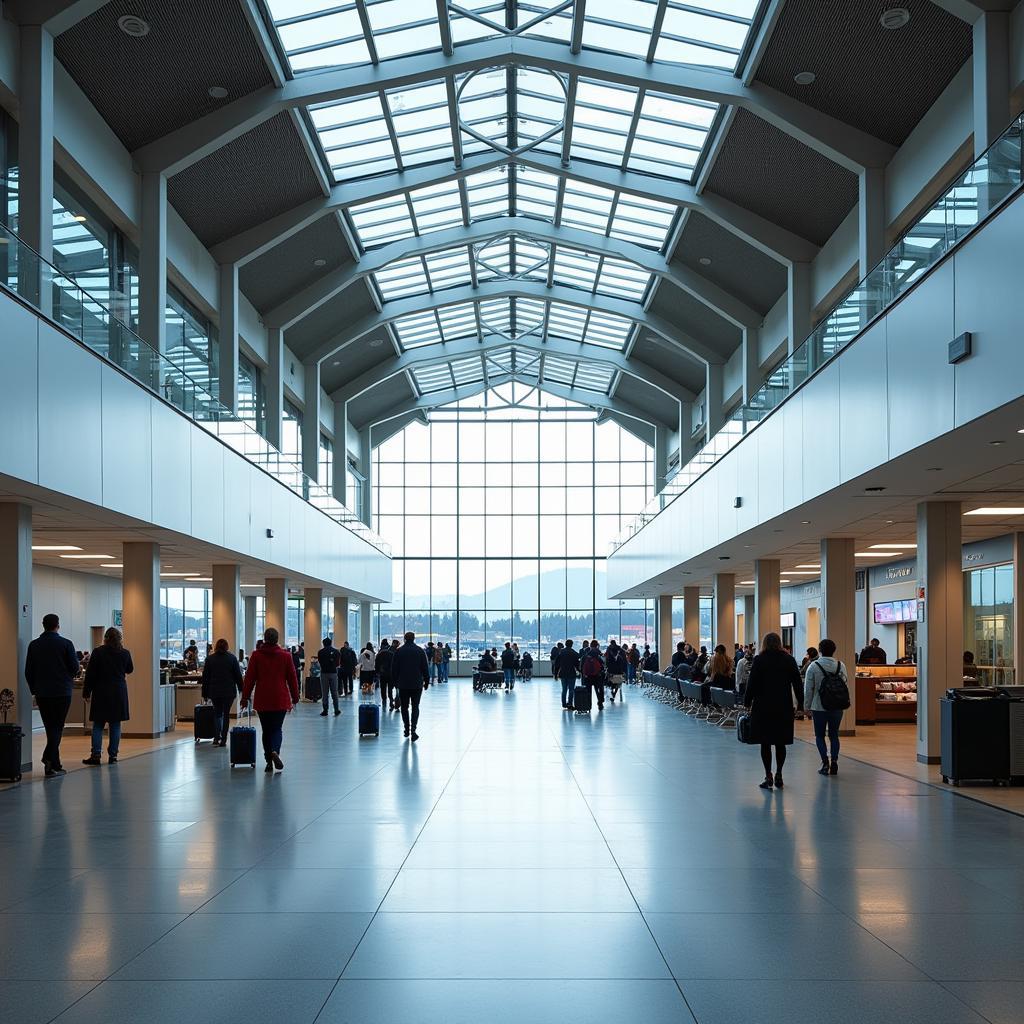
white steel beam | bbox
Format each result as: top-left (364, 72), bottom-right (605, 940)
top-left (6, 0), bottom-right (106, 32)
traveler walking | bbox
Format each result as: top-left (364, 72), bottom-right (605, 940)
top-left (743, 633), bottom-right (803, 790)
top-left (359, 643), bottom-right (376, 694)
top-left (501, 642), bottom-right (517, 691)
top-left (376, 638), bottom-right (395, 711)
top-left (81, 628), bottom-right (133, 766)
top-left (392, 631), bottom-right (429, 741)
top-left (520, 649), bottom-right (533, 680)
top-left (804, 638), bottom-right (850, 776)
top-left (556, 639), bottom-right (580, 709)
top-left (317, 636), bottom-right (342, 716)
top-left (581, 640), bottom-right (606, 710)
top-left (24, 613), bottom-right (79, 777)
top-left (200, 638), bottom-right (243, 745)
top-left (605, 640), bottom-right (627, 701)
top-left (626, 643), bottom-right (640, 683)
top-left (426, 641), bottom-right (437, 683)
top-left (799, 646), bottom-right (819, 679)
top-left (339, 641), bottom-right (357, 696)
top-left (441, 643), bottom-right (452, 683)
top-left (241, 627), bottom-right (300, 772)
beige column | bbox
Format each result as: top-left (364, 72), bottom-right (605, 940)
top-left (360, 600), bottom-right (372, 647)
top-left (334, 595), bottom-right (349, 645)
top-left (243, 595), bottom-right (257, 654)
top-left (742, 595), bottom-right (755, 644)
top-left (917, 502), bottom-right (963, 764)
top-left (212, 564), bottom-right (240, 653)
top-left (683, 586), bottom-right (701, 646)
top-left (821, 537), bottom-right (857, 734)
top-left (714, 573), bottom-right (735, 651)
top-left (0, 503), bottom-right (32, 765)
top-left (754, 559), bottom-right (781, 645)
top-left (657, 594), bottom-right (673, 661)
top-left (304, 588), bottom-right (323, 652)
top-left (264, 577), bottom-right (287, 637)
top-left (122, 541), bottom-right (161, 738)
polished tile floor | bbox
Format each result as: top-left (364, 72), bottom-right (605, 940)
top-left (2, 679), bottom-right (1022, 1023)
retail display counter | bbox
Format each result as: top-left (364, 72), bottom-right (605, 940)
top-left (174, 677), bottom-right (202, 720)
top-left (855, 664), bottom-right (917, 724)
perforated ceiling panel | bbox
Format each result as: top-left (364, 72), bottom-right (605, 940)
top-left (675, 213), bottom-right (787, 315)
top-left (704, 110), bottom-right (858, 247)
top-left (285, 285), bottom-right (377, 358)
top-left (348, 375), bottom-right (415, 429)
top-left (55, 0), bottom-right (273, 151)
top-left (613, 375), bottom-right (679, 428)
top-left (629, 335), bottom-right (705, 395)
top-left (755, 0), bottom-right (971, 147)
top-left (240, 216), bottom-right (352, 315)
top-left (651, 283), bottom-right (741, 357)
top-left (320, 341), bottom-right (396, 395)
top-left (168, 113), bottom-right (324, 249)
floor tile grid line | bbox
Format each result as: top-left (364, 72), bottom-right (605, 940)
top-left (310, 721), bottom-right (483, 1023)
top-left (628, 695), bottom-right (1003, 1021)
top-left (39, 979), bottom-right (105, 1024)
top-left (546, 718), bottom-right (700, 1024)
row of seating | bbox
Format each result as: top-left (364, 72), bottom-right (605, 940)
top-left (642, 671), bottom-right (742, 728)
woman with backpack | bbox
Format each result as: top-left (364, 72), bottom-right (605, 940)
top-left (803, 638), bottom-right (850, 776)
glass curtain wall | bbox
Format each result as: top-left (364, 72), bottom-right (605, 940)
top-left (372, 385), bottom-right (654, 661)
top-left (159, 586), bottom-right (212, 660)
top-left (964, 564), bottom-right (1014, 684)
top-left (239, 354), bottom-right (266, 436)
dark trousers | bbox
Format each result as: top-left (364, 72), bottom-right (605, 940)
top-left (812, 709), bottom-right (843, 762)
top-left (257, 710), bottom-right (286, 759)
top-left (588, 679), bottom-right (605, 706)
top-left (560, 676), bottom-right (575, 706)
top-left (399, 688), bottom-right (422, 731)
top-left (36, 695), bottom-right (71, 768)
top-left (760, 743), bottom-right (787, 775)
top-left (210, 695), bottom-right (234, 743)
top-left (379, 677), bottom-right (392, 708)
top-left (340, 671), bottom-right (353, 696)
top-left (321, 673), bottom-right (339, 712)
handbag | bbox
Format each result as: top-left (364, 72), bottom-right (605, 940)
top-left (736, 710), bottom-right (760, 745)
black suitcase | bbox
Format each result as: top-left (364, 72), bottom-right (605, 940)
top-left (194, 703), bottom-right (217, 742)
top-left (736, 712), bottom-right (759, 745)
top-left (573, 684), bottom-right (592, 714)
top-left (229, 709), bottom-right (257, 767)
top-left (304, 675), bottom-right (322, 702)
top-left (358, 702), bottom-right (380, 736)
top-left (0, 723), bottom-right (24, 782)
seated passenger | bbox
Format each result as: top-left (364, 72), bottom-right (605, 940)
top-left (478, 650), bottom-right (496, 672)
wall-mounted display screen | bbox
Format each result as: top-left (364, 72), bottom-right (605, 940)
top-left (780, 612), bottom-right (796, 628)
top-left (874, 599), bottom-right (918, 624)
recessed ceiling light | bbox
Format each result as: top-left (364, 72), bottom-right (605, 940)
top-left (698, 256), bottom-right (712, 266)
top-left (207, 86), bottom-right (228, 100)
top-left (796, 564), bottom-right (821, 569)
top-left (313, 258), bottom-right (327, 267)
top-left (964, 507), bottom-right (1024, 516)
top-left (60, 554), bottom-right (115, 560)
top-left (332, 360), bottom-right (341, 366)
top-left (880, 7), bottom-right (911, 30)
top-left (800, 520), bottom-right (810, 525)
top-left (71, 214), bottom-right (87, 222)
top-left (100, 563), bottom-right (123, 569)
top-left (784, 570), bottom-right (819, 575)
top-left (865, 486), bottom-right (886, 492)
top-left (739, 580), bottom-right (755, 585)
top-left (160, 572), bottom-right (201, 577)
top-left (855, 551), bottom-right (901, 557)
top-left (779, 579), bottom-right (791, 584)
top-left (32, 545), bottom-right (82, 552)
top-left (189, 577), bottom-right (213, 582)
top-left (793, 71), bottom-right (816, 86)
top-left (1018, 428), bottom-right (1024, 434)
top-left (369, 339), bottom-right (384, 348)
top-left (989, 440), bottom-right (1004, 446)
top-left (241, 584), bottom-right (264, 588)
top-left (870, 543), bottom-right (917, 549)
top-left (117, 14), bottom-right (150, 37)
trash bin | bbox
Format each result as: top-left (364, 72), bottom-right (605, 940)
top-left (940, 688), bottom-right (1010, 786)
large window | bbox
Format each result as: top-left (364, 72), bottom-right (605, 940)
top-left (239, 353), bottom-right (266, 436)
top-left (964, 564), bottom-right (1014, 684)
top-left (372, 384), bottom-right (654, 660)
top-left (159, 586), bottom-right (212, 660)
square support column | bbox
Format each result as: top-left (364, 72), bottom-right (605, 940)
top-left (705, 362), bottom-right (724, 443)
top-left (334, 595), bottom-right (349, 645)
top-left (264, 577), bottom-right (287, 637)
top-left (304, 588), bottom-right (323, 653)
top-left (754, 559), bottom-right (781, 645)
top-left (218, 263), bottom-right (239, 413)
top-left (138, 172), bottom-right (167, 359)
top-left (858, 167), bottom-right (886, 281)
top-left (973, 11), bottom-right (1011, 158)
top-left (787, 262), bottom-right (811, 355)
top-left (358, 426), bottom-right (374, 527)
top-left (742, 594), bottom-right (755, 644)
top-left (243, 595), bottom-right (257, 655)
top-left (302, 362), bottom-right (321, 482)
top-left (821, 537), bottom-right (857, 734)
top-left (916, 502), bottom-right (963, 764)
top-left (0, 503), bottom-right (33, 765)
top-left (653, 424), bottom-right (670, 494)
top-left (657, 594), bottom-right (673, 662)
top-left (683, 586), bottom-right (701, 647)
top-left (266, 327), bottom-right (284, 451)
top-left (17, 24), bottom-right (54, 313)
top-left (678, 400), bottom-right (697, 467)
top-left (333, 400), bottom-right (349, 506)
top-left (212, 564), bottom-right (241, 654)
top-left (714, 573), bottom-right (735, 651)
top-left (359, 600), bottom-right (372, 647)
top-left (122, 542), bottom-right (161, 738)
top-left (742, 327), bottom-right (760, 405)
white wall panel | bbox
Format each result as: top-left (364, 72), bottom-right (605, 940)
top-left (0, 298), bottom-right (39, 483)
top-left (150, 401), bottom-right (192, 534)
top-left (755, 416), bottom-right (783, 523)
top-left (30, 564), bottom-right (121, 653)
top-left (37, 323), bottom-right (102, 505)
top-left (101, 366), bottom-right (152, 522)
top-left (189, 429), bottom-right (225, 546)
top-left (838, 320), bottom-right (888, 481)
top-left (800, 361), bottom-right (840, 500)
top-left (222, 453), bottom-right (251, 553)
top-left (781, 398), bottom-right (803, 511)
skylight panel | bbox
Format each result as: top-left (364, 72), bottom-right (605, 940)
top-left (448, 1), bottom-right (507, 44)
top-left (553, 248), bottom-right (600, 291)
top-left (392, 310), bottom-right (442, 348)
top-left (364, 0), bottom-right (442, 60)
top-left (581, 0), bottom-right (656, 58)
top-left (348, 194), bottom-right (415, 247)
top-left (514, 68), bottom-right (566, 150)
top-left (374, 257), bottom-right (430, 300)
top-left (437, 301), bottom-right (479, 340)
top-left (450, 354), bottom-right (486, 386)
top-left (479, 297), bottom-right (513, 337)
top-left (597, 258), bottom-right (651, 300)
top-left (458, 69), bottom-right (509, 155)
top-left (466, 167), bottom-right (512, 221)
top-left (627, 94), bottom-right (717, 179)
top-left (570, 80), bottom-right (638, 168)
top-left (543, 355), bottom-right (578, 385)
top-left (655, 3), bottom-right (752, 70)
top-left (572, 362), bottom-right (615, 393)
top-left (269, 3), bottom-right (370, 72)
top-left (424, 248), bottom-right (474, 291)
top-left (514, 167), bottom-right (559, 221)
top-left (387, 81), bottom-right (454, 168)
top-left (584, 309), bottom-right (634, 349)
top-left (312, 94), bottom-right (395, 179)
top-left (547, 302), bottom-right (589, 343)
top-left (561, 181), bottom-right (615, 234)
top-left (609, 194), bottom-right (676, 249)
top-left (408, 180), bottom-right (464, 234)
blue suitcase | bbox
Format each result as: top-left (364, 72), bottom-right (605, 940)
top-left (230, 707), bottom-right (258, 766)
top-left (358, 702), bottom-right (380, 736)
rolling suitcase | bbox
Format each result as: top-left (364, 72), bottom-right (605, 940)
top-left (358, 702), bottom-right (380, 737)
top-left (0, 723), bottom-right (24, 782)
top-left (230, 706), bottom-right (257, 767)
top-left (573, 684), bottom-right (592, 714)
top-left (194, 702), bottom-right (217, 742)
top-left (304, 675), bottom-right (322, 702)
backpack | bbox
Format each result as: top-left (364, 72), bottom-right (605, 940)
top-left (817, 661), bottom-right (851, 711)
top-left (582, 652), bottom-right (602, 679)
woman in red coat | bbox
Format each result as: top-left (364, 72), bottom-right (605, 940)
top-left (241, 627), bottom-right (299, 772)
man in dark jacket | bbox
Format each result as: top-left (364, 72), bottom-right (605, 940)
top-left (858, 638), bottom-right (888, 665)
top-left (556, 639), bottom-right (581, 710)
top-left (317, 637), bottom-right (341, 717)
top-left (391, 631), bottom-right (429, 741)
top-left (375, 638), bottom-right (395, 711)
top-left (338, 641), bottom-right (357, 696)
top-left (500, 642), bottom-right (517, 691)
top-left (24, 613), bottom-right (79, 776)
top-left (200, 639), bottom-right (244, 745)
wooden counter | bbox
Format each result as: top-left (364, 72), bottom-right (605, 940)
top-left (855, 664), bottom-right (917, 724)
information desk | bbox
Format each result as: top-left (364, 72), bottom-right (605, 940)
top-left (854, 664), bottom-right (917, 724)
top-left (173, 678), bottom-right (203, 720)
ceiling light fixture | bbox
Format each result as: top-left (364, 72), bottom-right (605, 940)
top-left (779, 579), bottom-right (792, 584)
top-left (870, 543), bottom-right (917, 549)
top-left (60, 554), bottom-right (114, 560)
top-left (796, 564), bottom-right (821, 569)
top-left (71, 214), bottom-right (87, 222)
top-left (698, 256), bottom-right (712, 266)
top-left (739, 580), bottom-right (755, 585)
top-left (855, 551), bottom-right (902, 557)
top-left (880, 7), bottom-right (911, 30)
top-left (160, 572), bottom-right (201, 577)
top-left (189, 577), bottom-right (213, 582)
top-left (100, 563), bottom-right (123, 569)
top-left (32, 545), bottom-right (82, 552)
top-left (369, 338), bottom-right (384, 348)
top-left (989, 440), bottom-right (1004, 446)
top-left (117, 14), bottom-right (150, 37)
top-left (784, 570), bottom-right (820, 575)
top-left (793, 71), bottom-right (816, 86)
top-left (312, 258), bottom-right (327, 268)
top-left (207, 86), bottom-right (228, 100)
top-left (800, 520), bottom-right (810, 525)
top-left (964, 507), bottom-right (1024, 516)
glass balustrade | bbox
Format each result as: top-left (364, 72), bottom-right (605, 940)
top-left (612, 114), bottom-right (1024, 552)
top-left (0, 221), bottom-right (390, 556)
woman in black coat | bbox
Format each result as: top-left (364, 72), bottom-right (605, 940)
top-left (82, 627), bottom-right (133, 765)
top-left (744, 632), bottom-right (803, 790)
top-left (201, 638), bottom-right (243, 746)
